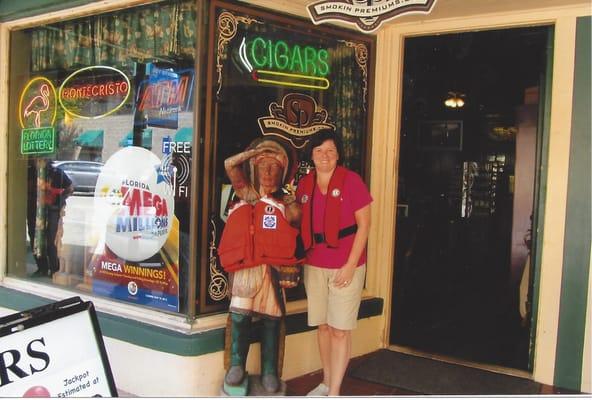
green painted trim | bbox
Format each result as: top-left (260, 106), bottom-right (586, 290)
top-left (99, 312), bottom-right (226, 356)
top-left (0, 286), bottom-right (383, 356)
top-left (0, 286), bottom-right (225, 356)
top-left (554, 16), bottom-right (592, 392)
top-left (529, 25), bottom-right (555, 371)
top-left (0, 0), bottom-right (98, 22)
top-left (0, 286), bottom-right (50, 310)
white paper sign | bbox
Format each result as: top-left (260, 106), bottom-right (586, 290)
top-left (0, 301), bottom-right (115, 397)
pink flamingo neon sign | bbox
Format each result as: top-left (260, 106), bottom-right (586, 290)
top-left (18, 77), bottom-right (57, 129)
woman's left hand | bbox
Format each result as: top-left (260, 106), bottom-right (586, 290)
top-left (334, 263), bottom-right (356, 288)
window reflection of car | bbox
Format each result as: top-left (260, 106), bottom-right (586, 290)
top-left (52, 160), bottom-right (103, 195)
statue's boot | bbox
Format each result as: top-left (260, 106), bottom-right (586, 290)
top-left (260, 318), bottom-right (280, 393)
top-left (225, 312), bottom-right (252, 386)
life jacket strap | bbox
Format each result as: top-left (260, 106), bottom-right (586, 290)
top-left (313, 224), bottom-right (358, 245)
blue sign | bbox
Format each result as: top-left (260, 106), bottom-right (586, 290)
top-left (143, 66), bottom-right (181, 129)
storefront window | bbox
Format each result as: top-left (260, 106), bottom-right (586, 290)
top-left (6, 0), bottom-right (197, 315)
top-left (200, 1), bottom-right (375, 311)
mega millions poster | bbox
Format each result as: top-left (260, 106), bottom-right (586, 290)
top-left (90, 146), bottom-right (179, 312)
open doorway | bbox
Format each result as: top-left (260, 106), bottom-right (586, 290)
top-left (389, 26), bottom-right (551, 371)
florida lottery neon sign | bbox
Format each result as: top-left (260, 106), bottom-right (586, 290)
top-left (238, 36), bottom-right (330, 90)
top-left (18, 77), bottom-right (58, 155)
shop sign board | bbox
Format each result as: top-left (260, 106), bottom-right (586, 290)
top-left (0, 297), bottom-right (117, 397)
top-left (257, 93), bottom-right (335, 148)
top-left (307, 0), bottom-right (438, 33)
top-left (58, 66), bottom-right (131, 119)
top-left (238, 36), bottom-right (331, 90)
top-left (20, 126), bottom-right (56, 155)
top-left (90, 147), bottom-right (179, 311)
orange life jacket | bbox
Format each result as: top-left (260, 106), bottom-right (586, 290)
top-left (218, 197), bottom-right (302, 272)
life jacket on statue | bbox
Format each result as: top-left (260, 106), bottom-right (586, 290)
top-left (298, 166), bottom-right (356, 250)
top-left (218, 196), bottom-right (302, 272)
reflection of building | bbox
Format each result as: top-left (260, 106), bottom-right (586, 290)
top-left (73, 129), bottom-right (103, 161)
top-left (0, 0), bottom-right (590, 397)
top-left (66, 112), bottom-right (194, 163)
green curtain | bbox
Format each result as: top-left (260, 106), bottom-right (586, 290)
top-left (327, 45), bottom-right (366, 172)
top-left (31, 0), bottom-right (197, 72)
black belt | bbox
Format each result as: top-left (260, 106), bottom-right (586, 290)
top-left (313, 224), bottom-right (358, 244)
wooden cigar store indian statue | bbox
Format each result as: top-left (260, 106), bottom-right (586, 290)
top-left (218, 138), bottom-right (303, 395)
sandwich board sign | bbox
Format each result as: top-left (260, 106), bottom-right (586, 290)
top-left (0, 297), bottom-right (117, 397)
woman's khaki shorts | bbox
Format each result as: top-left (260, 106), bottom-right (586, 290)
top-left (303, 264), bottom-right (366, 331)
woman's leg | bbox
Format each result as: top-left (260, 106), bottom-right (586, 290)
top-left (317, 324), bottom-right (332, 386)
top-left (304, 265), bottom-right (331, 393)
top-left (328, 327), bottom-right (351, 395)
top-left (324, 265), bottom-right (365, 395)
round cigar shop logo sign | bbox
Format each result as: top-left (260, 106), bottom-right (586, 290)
top-left (94, 147), bottom-right (175, 261)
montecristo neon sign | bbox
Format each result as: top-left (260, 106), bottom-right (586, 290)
top-left (59, 65), bottom-right (131, 119)
top-left (239, 36), bottom-right (330, 90)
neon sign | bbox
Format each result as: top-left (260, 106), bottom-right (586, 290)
top-left (138, 74), bottom-right (191, 112)
top-left (21, 126), bottom-right (56, 155)
top-left (239, 37), bottom-right (331, 90)
top-left (59, 66), bottom-right (131, 119)
top-left (18, 77), bottom-right (57, 129)
top-left (249, 37), bottom-right (329, 76)
top-left (137, 67), bottom-right (194, 129)
top-left (61, 81), bottom-right (129, 99)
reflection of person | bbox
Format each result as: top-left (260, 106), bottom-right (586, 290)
top-left (218, 138), bottom-right (302, 393)
top-left (27, 160), bottom-right (73, 278)
top-left (296, 130), bottom-right (372, 396)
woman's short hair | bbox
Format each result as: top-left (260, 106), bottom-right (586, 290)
top-left (306, 129), bottom-right (343, 165)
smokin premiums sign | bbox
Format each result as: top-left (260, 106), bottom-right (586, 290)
top-left (258, 93), bottom-right (335, 148)
top-left (307, 0), bottom-right (437, 33)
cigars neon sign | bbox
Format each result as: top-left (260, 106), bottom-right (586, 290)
top-left (59, 66), bottom-right (131, 119)
top-left (238, 36), bottom-right (331, 90)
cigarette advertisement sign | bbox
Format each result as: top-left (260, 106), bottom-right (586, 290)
top-left (90, 146), bottom-right (179, 311)
top-left (0, 298), bottom-right (116, 397)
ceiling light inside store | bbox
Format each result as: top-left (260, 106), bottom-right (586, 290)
top-left (444, 92), bottom-right (465, 108)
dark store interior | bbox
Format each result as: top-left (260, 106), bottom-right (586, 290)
top-left (390, 25), bottom-right (550, 370)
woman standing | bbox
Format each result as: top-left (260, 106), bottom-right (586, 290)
top-left (296, 130), bottom-right (372, 396)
